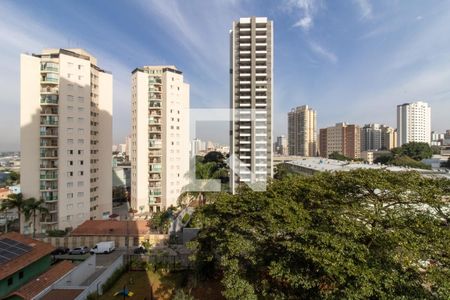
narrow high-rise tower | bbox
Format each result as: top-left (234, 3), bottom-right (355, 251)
top-left (230, 17), bottom-right (273, 194)
top-left (288, 105), bottom-right (317, 156)
top-left (20, 48), bottom-right (112, 233)
top-left (397, 101), bottom-right (431, 146)
top-left (131, 66), bottom-right (189, 213)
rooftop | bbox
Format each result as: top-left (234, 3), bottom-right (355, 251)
top-left (0, 232), bottom-right (55, 281)
top-left (39, 288), bottom-right (83, 300)
top-left (9, 260), bottom-right (75, 300)
top-left (287, 157), bottom-right (445, 174)
top-left (71, 220), bottom-right (150, 237)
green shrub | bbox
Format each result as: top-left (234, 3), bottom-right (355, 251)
top-left (101, 266), bottom-right (126, 293)
top-left (182, 213), bottom-right (190, 224)
top-left (47, 229), bottom-right (66, 237)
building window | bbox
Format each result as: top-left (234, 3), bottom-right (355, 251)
top-left (79, 171), bottom-right (84, 176)
top-left (77, 192), bottom-right (84, 197)
top-left (67, 95), bottom-right (74, 101)
top-left (67, 193), bottom-right (73, 199)
top-left (19, 271), bottom-right (24, 279)
top-left (78, 139), bottom-right (84, 144)
top-left (67, 182), bottom-right (73, 188)
top-left (78, 129), bottom-right (84, 134)
top-left (7, 277), bottom-right (13, 286)
top-left (78, 96), bottom-right (84, 103)
top-left (78, 150), bottom-right (83, 155)
top-left (67, 128), bottom-right (73, 134)
top-left (67, 172), bottom-right (73, 177)
top-left (68, 150), bottom-right (73, 155)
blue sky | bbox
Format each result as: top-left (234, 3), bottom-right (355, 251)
top-left (0, 0), bottom-right (449, 150)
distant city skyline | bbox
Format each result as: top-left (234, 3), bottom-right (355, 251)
top-left (1, 0), bottom-right (450, 150)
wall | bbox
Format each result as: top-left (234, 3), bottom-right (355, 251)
top-left (37, 234), bottom-right (167, 248)
top-left (0, 256), bottom-right (51, 298)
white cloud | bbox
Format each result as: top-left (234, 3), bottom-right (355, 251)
top-left (283, 0), bottom-right (323, 31)
top-left (308, 41), bottom-right (338, 64)
top-left (353, 0), bottom-right (373, 19)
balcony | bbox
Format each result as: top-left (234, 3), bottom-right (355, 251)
top-left (40, 183), bottom-right (57, 191)
top-left (41, 108), bottom-right (58, 115)
top-left (41, 95), bottom-right (58, 105)
top-left (149, 77), bottom-right (162, 84)
top-left (40, 117), bottom-right (58, 126)
top-left (40, 150), bottom-right (58, 158)
top-left (40, 140), bottom-right (58, 147)
top-left (148, 117), bottom-right (161, 124)
top-left (41, 193), bottom-right (58, 202)
top-left (149, 189), bottom-right (162, 196)
top-left (40, 161), bottom-right (58, 169)
top-left (149, 164), bottom-right (162, 172)
top-left (40, 87), bottom-right (59, 94)
top-left (40, 129), bottom-right (58, 137)
top-left (41, 62), bottom-right (59, 73)
top-left (149, 150), bottom-right (162, 156)
top-left (149, 139), bottom-right (162, 148)
top-left (148, 197), bottom-right (162, 204)
top-left (149, 93), bottom-right (162, 100)
top-left (149, 110), bottom-right (162, 116)
top-left (149, 101), bottom-right (161, 108)
top-left (149, 174), bottom-right (161, 181)
top-left (149, 126), bottom-right (161, 132)
top-left (41, 74), bottom-right (59, 84)
top-left (40, 172), bottom-right (58, 180)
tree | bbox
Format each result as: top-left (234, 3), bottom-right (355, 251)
top-left (396, 142), bottom-right (433, 160)
top-left (274, 163), bottom-right (290, 180)
top-left (24, 198), bottom-right (49, 238)
top-left (3, 193), bottom-right (27, 233)
top-left (328, 151), bottom-right (352, 161)
top-left (203, 151), bottom-right (225, 165)
top-left (190, 170), bottom-right (450, 299)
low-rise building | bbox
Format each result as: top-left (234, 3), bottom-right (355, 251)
top-left (0, 232), bottom-right (55, 298)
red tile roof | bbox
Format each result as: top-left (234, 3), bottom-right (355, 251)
top-left (9, 260), bottom-right (75, 300)
top-left (39, 288), bottom-right (83, 300)
top-left (70, 219), bottom-right (150, 237)
top-left (0, 232), bottom-right (54, 281)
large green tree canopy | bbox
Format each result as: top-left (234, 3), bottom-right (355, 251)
top-left (190, 170), bottom-right (450, 299)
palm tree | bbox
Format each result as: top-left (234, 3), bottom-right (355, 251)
top-left (3, 193), bottom-right (27, 233)
top-left (24, 198), bottom-right (49, 238)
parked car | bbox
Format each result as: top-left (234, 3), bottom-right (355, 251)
top-left (69, 246), bottom-right (89, 255)
top-left (90, 241), bottom-right (115, 254)
top-left (51, 247), bottom-right (69, 255)
top-left (133, 246), bottom-right (147, 254)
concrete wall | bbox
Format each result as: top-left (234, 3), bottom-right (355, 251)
top-left (37, 234), bottom-right (168, 248)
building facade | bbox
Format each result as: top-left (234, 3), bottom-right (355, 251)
top-left (397, 101), bottom-right (431, 146)
top-left (319, 123), bottom-right (361, 159)
top-left (131, 66), bottom-right (189, 213)
top-left (274, 135), bottom-right (288, 156)
top-left (361, 124), bottom-right (397, 151)
top-left (230, 17), bottom-right (273, 193)
top-left (288, 105), bottom-right (317, 156)
top-left (20, 49), bottom-right (112, 233)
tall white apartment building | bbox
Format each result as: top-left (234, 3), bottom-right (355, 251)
top-left (131, 66), bottom-right (189, 213)
top-left (20, 48), bottom-right (112, 233)
top-left (230, 17), bottom-right (273, 194)
top-left (288, 105), bottom-right (317, 156)
top-left (397, 101), bottom-right (431, 146)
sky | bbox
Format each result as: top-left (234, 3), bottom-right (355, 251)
top-left (0, 0), bottom-right (449, 151)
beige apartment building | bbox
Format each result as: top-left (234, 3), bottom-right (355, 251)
top-left (20, 49), bottom-right (112, 233)
top-left (131, 66), bottom-right (189, 214)
top-left (319, 123), bottom-right (361, 159)
top-left (230, 17), bottom-right (273, 194)
top-left (288, 105), bottom-right (317, 156)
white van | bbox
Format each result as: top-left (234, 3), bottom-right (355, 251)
top-left (90, 241), bottom-right (115, 254)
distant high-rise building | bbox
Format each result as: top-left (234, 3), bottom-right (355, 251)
top-left (319, 123), bottom-right (361, 159)
top-left (288, 105), bottom-right (317, 156)
top-left (191, 138), bottom-right (203, 156)
top-left (131, 66), bottom-right (189, 213)
top-left (20, 48), bottom-right (112, 233)
top-left (230, 17), bottom-right (273, 193)
top-left (125, 134), bottom-right (132, 158)
top-left (431, 131), bottom-right (445, 146)
top-left (397, 101), bottom-right (431, 146)
top-left (274, 135), bottom-right (288, 156)
top-left (361, 124), bottom-right (397, 151)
